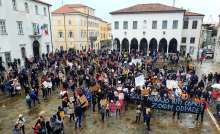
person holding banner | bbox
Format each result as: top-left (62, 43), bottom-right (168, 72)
top-left (195, 98), bottom-right (207, 122)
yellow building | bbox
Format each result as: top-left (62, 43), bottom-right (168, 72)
top-left (52, 4), bottom-right (110, 50)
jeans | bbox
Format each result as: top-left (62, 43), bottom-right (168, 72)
top-left (21, 125), bottom-right (25, 134)
top-left (42, 89), bottom-right (47, 99)
top-left (136, 114), bottom-right (141, 123)
top-left (26, 100), bottom-right (31, 108)
top-left (173, 111), bottom-right (180, 120)
top-left (75, 116), bottom-right (82, 128)
top-left (196, 110), bottom-right (204, 122)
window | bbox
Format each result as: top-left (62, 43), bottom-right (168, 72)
top-left (0, 19), bottom-right (7, 35)
top-left (32, 23), bottom-right (39, 35)
top-left (68, 20), bottom-right (71, 25)
top-left (43, 7), bottom-right (47, 16)
top-left (114, 21), bottom-right (119, 29)
top-left (21, 47), bottom-right (26, 58)
top-left (58, 31), bottom-right (63, 38)
top-left (162, 20), bottom-right (167, 29)
top-left (192, 21), bottom-right (198, 29)
top-left (172, 20), bottom-right (178, 29)
top-left (183, 20), bottom-right (188, 29)
top-left (181, 37), bottom-right (186, 43)
top-left (17, 21), bottom-right (23, 35)
top-left (81, 30), bottom-right (83, 38)
top-left (152, 21), bottom-right (157, 29)
top-left (12, 0), bottom-right (16, 10)
top-left (57, 20), bottom-right (61, 25)
top-left (190, 37), bottom-right (195, 44)
top-left (35, 5), bottom-right (38, 15)
top-left (133, 21), bottom-right (138, 29)
top-left (24, 2), bottom-right (29, 13)
top-left (143, 20), bottom-right (147, 29)
top-left (68, 31), bottom-right (73, 38)
top-left (123, 21), bottom-right (128, 29)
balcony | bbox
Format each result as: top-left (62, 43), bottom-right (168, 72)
top-left (29, 32), bottom-right (42, 38)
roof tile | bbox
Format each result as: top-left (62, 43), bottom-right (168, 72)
top-left (184, 11), bottom-right (205, 16)
top-left (110, 3), bottom-right (185, 14)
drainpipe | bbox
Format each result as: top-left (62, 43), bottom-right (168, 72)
top-left (63, 13), bottom-right (68, 50)
top-left (48, 5), bottom-right (54, 53)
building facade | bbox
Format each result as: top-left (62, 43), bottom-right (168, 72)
top-left (0, 0), bottom-right (53, 66)
top-left (214, 16), bottom-right (220, 63)
top-left (110, 3), bottom-right (204, 59)
top-left (52, 4), bottom-right (110, 51)
top-left (200, 24), bottom-right (216, 50)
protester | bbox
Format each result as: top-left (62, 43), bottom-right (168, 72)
top-left (135, 104), bottom-right (142, 123)
top-left (74, 102), bottom-right (83, 128)
top-left (67, 98), bottom-right (75, 121)
top-left (16, 114), bottom-right (25, 134)
top-left (13, 124), bottom-right (22, 134)
top-left (144, 108), bottom-right (151, 131)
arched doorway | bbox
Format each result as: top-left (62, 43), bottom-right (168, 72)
top-left (21, 47), bottom-right (26, 58)
top-left (113, 38), bottom-right (120, 51)
top-left (149, 38), bottom-right (158, 54)
top-left (130, 38), bottom-right (138, 53)
top-left (159, 38), bottom-right (167, 54)
top-left (33, 40), bottom-right (40, 58)
top-left (168, 38), bottom-right (178, 53)
top-left (121, 38), bottom-right (129, 52)
top-left (140, 38), bottom-right (148, 55)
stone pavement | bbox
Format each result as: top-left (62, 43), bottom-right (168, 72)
top-left (0, 60), bottom-right (220, 134)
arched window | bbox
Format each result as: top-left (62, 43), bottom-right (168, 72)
top-left (24, 2), bottom-right (29, 13)
top-left (35, 5), bottom-right (38, 15)
top-left (12, 0), bottom-right (16, 10)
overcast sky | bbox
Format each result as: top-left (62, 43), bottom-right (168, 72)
top-left (43, 0), bottom-right (220, 24)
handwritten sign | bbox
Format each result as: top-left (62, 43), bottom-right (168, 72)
top-left (135, 75), bottom-right (146, 87)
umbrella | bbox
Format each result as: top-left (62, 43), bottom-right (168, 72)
top-left (211, 84), bottom-right (220, 89)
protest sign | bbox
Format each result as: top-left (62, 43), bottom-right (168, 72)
top-left (135, 75), bottom-right (146, 88)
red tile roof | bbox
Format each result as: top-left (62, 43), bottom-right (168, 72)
top-left (110, 3), bottom-right (185, 14)
top-left (34, 0), bottom-right (52, 6)
top-left (184, 11), bottom-right (204, 16)
top-left (52, 4), bottom-right (108, 23)
top-left (52, 4), bottom-right (93, 14)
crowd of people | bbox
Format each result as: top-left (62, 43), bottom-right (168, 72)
top-left (0, 49), bottom-right (219, 134)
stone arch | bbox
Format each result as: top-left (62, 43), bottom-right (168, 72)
top-left (121, 38), bottom-right (129, 52)
top-left (140, 38), bottom-right (148, 55)
top-left (149, 38), bottom-right (158, 53)
top-left (168, 38), bottom-right (178, 53)
top-left (113, 38), bottom-right (120, 51)
top-left (130, 38), bottom-right (138, 52)
top-left (159, 38), bottom-right (168, 54)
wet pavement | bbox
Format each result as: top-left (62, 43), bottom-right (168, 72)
top-left (0, 60), bottom-right (220, 134)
